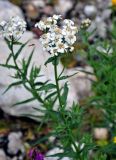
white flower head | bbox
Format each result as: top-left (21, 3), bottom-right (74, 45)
top-left (56, 41), bottom-right (68, 53)
top-left (65, 34), bottom-right (77, 45)
top-left (53, 15), bottom-right (62, 20)
top-left (63, 19), bottom-right (74, 26)
top-left (81, 18), bottom-right (91, 29)
top-left (0, 16), bottom-right (26, 40)
top-left (0, 21), bottom-right (7, 27)
top-left (35, 20), bottom-right (45, 30)
top-left (70, 46), bottom-right (74, 52)
top-left (37, 15), bottom-right (78, 56)
top-left (35, 15), bottom-right (62, 31)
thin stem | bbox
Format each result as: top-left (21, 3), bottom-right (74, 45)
top-left (54, 57), bottom-right (63, 108)
top-left (53, 56), bottom-right (80, 157)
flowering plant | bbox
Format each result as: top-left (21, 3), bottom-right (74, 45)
top-left (1, 15), bottom-right (112, 160)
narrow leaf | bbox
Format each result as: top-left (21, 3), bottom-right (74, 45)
top-left (4, 38), bottom-right (11, 50)
top-left (24, 47), bottom-right (35, 76)
top-left (13, 41), bottom-right (22, 45)
top-left (61, 83), bottom-right (69, 107)
top-left (6, 53), bottom-right (12, 64)
top-left (12, 97), bottom-right (36, 107)
top-left (44, 56), bottom-right (55, 66)
top-left (58, 72), bottom-right (78, 81)
top-left (38, 83), bottom-right (56, 92)
top-left (3, 81), bottom-right (22, 94)
top-left (45, 91), bottom-right (57, 100)
top-left (14, 40), bottom-right (30, 60)
top-left (0, 63), bottom-right (16, 69)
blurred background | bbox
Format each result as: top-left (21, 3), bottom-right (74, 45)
top-left (0, 0), bottom-right (114, 160)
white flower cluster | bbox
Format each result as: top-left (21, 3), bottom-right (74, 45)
top-left (81, 18), bottom-right (91, 29)
top-left (35, 15), bottom-right (62, 31)
top-left (0, 16), bottom-right (26, 40)
top-left (35, 15), bottom-right (78, 56)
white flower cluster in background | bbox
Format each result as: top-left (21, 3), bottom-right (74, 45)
top-left (0, 16), bottom-right (26, 40)
top-left (35, 15), bottom-right (78, 56)
top-left (81, 18), bottom-right (91, 29)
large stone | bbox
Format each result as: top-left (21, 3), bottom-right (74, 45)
top-left (55, 0), bottom-right (73, 16)
top-left (66, 66), bottom-right (95, 101)
top-left (88, 16), bottom-right (107, 39)
top-left (7, 132), bottom-right (25, 156)
top-left (0, 149), bottom-right (7, 160)
top-left (0, 31), bottom-right (94, 119)
top-left (0, 0), bottom-right (24, 22)
top-left (30, 0), bottom-right (45, 8)
top-left (0, 31), bottom-right (78, 120)
top-left (84, 5), bottom-right (97, 19)
top-left (102, 9), bottom-right (111, 21)
top-left (0, 1), bottom-right (94, 119)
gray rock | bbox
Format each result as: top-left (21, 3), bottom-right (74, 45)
top-left (30, 0), bottom-right (45, 8)
top-left (97, 0), bottom-right (111, 10)
top-left (0, 149), bottom-right (7, 160)
top-left (0, 8), bottom-right (94, 119)
top-left (0, 0), bottom-right (24, 22)
top-left (84, 5), bottom-right (97, 18)
top-left (55, 0), bottom-right (73, 16)
top-left (102, 9), bottom-right (111, 21)
top-left (0, 31), bottom-right (77, 120)
top-left (88, 16), bottom-right (107, 39)
top-left (95, 16), bottom-right (107, 38)
top-left (66, 66), bottom-right (95, 101)
top-left (0, 31), bottom-right (94, 119)
top-left (8, 132), bottom-right (25, 155)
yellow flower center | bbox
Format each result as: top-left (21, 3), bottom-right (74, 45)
top-left (58, 43), bottom-right (65, 49)
top-left (44, 20), bottom-right (51, 26)
top-left (68, 35), bottom-right (74, 39)
top-left (55, 28), bottom-right (62, 34)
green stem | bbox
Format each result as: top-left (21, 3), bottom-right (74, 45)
top-left (54, 57), bottom-right (63, 108)
top-left (53, 56), bottom-right (80, 157)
